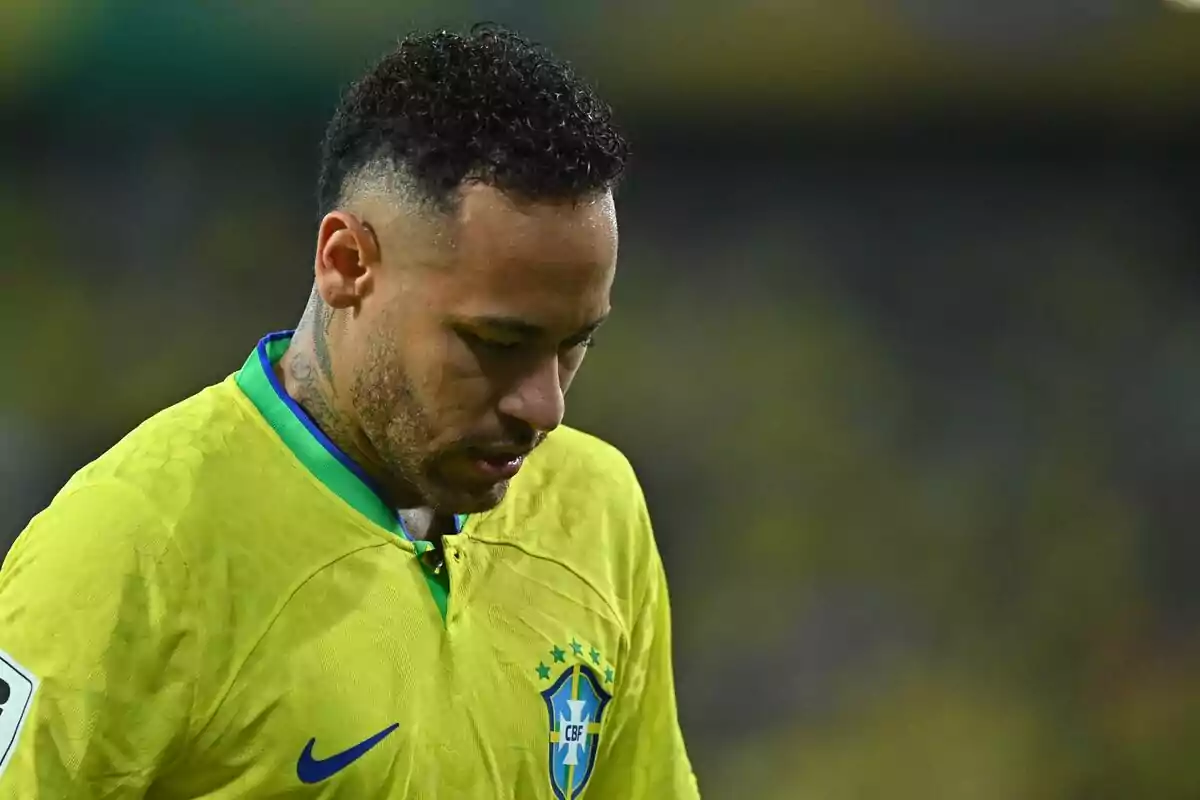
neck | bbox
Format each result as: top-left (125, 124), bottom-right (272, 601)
top-left (277, 310), bottom-right (369, 474)
top-left (277, 301), bottom-right (428, 519)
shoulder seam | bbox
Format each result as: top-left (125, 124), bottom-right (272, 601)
top-left (180, 541), bottom-right (396, 759)
top-left (466, 536), bottom-right (629, 637)
top-left (30, 480), bottom-right (199, 778)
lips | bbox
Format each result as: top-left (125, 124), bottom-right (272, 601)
top-left (469, 453), bottom-right (526, 481)
top-left (462, 446), bottom-right (531, 482)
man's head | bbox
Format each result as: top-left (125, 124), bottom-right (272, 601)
top-left (309, 26), bottom-right (628, 514)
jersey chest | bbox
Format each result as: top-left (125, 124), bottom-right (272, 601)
top-left (164, 537), bottom-right (626, 799)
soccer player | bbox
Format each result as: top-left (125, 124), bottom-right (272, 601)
top-left (0, 26), bottom-right (699, 799)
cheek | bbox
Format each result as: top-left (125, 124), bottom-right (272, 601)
top-left (424, 332), bottom-right (498, 411)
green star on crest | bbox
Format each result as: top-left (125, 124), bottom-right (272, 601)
top-left (604, 666), bottom-right (615, 684)
top-left (536, 662), bottom-right (551, 680)
top-left (550, 645), bottom-right (566, 663)
top-left (570, 639), bottom-right (583, 656)
top-left (589, 647), bottom-right (601, 665)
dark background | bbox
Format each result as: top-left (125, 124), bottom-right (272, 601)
top-left (3, 2), bottom-right (1200, 796)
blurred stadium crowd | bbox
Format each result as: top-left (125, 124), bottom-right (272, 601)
top-left (3, 3), bottom-right (1199, 797)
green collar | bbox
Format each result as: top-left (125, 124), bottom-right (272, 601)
top-left (235, 331), bottom-right (465, 544)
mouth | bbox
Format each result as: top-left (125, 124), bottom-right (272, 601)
top-left (463, 447), bottom-right (530, 482)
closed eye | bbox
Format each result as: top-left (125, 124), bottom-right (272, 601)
top-left (459, 330), bottom-right (523, 352)
top-left (456, 322), bottom-right (602, 355)
top-left (563, 334), bottom-right (597, 350)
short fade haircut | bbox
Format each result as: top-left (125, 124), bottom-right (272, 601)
top-left (317, 25), bottom-right (629, 217)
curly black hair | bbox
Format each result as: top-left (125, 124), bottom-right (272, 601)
top-left (317, 25), bottom-right (628, 216)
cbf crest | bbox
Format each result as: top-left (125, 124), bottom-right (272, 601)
top-left (535, 639), bottom-right (615, 799)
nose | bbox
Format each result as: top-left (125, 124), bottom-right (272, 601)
top-left (497, 356), bottom-right (566, 435)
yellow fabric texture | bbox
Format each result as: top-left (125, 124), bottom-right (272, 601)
top-left (0, 371), bottom-right (698, 799)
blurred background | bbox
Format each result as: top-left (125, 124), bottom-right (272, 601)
top-left (3, 1), bottom-right (1200, 797)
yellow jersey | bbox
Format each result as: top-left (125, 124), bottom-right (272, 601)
top-left (0, 332), bottom-right (698, 799)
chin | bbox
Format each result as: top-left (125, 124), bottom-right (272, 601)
top-left (426, 479), bottom-right (511, 515)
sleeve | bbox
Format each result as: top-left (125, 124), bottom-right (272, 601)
top-left (587, 504), bottom-right (701, 799)
top-left (0, 483), bottom-right (195, 799)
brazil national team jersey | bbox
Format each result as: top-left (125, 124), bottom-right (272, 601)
top-left (0, 332), bottom-right (699, 799)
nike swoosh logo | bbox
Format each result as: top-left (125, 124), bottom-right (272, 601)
top-left (296, 723), bottom-right (400, 784)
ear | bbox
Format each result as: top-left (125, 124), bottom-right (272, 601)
top-left (313, 211), bottom-right (381, 310)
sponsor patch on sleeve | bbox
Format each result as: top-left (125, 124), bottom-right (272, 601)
top-left (0, 650), bottom-right (37, 778)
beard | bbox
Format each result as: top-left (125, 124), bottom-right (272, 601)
top-left (350, 334), bottom-right (527, 514)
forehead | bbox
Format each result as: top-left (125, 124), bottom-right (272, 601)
top-left (434, 185), bottom-right (618, 321)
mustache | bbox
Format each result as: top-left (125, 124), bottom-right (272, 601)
top-left (455, 427), bottom-right (547, 456)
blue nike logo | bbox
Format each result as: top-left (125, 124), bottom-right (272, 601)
top-left (296, 723), bottom-right (400, 784)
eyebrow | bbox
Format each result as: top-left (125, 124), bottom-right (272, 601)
top-left (462, 313), bottom-right (610, 339)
